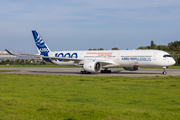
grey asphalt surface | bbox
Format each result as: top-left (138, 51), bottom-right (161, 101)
top-left (0, 67), bottom-right (180, 77)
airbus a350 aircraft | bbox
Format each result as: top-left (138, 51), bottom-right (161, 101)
top-left (6, 30), bottom-right (176, 75)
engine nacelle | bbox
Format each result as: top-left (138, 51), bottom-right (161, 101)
top-left (83, 61), bottom-right (101, 72)
top-left (123, 67), bottom-right (140, 71)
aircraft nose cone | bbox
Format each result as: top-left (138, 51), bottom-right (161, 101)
top-left (170, 59), bottom-right (176, 66)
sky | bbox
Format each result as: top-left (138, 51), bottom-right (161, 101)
top-left (0, 0), bottom-right (180, 54)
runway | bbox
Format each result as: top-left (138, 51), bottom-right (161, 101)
top-left (0, 67), bottom-right (180, 77)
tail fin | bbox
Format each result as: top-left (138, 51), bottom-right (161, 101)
top-left (32, 30), bottom-right (51, 55)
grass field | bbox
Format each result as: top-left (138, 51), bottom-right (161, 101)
top-left (0, 70), bottom-right (19, 72)
top-left (0, 74), bottom-right (180, 120)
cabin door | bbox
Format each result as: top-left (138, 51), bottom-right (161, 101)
top-left (153, 53), bottom-right (157, 60)
top-left (117, 53), bottom-right (120, 60)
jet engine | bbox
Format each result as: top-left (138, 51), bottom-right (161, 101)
top-left (123, 67), bottom-right (140, 71)
top-left (83, 61), bottom-right (101, 72)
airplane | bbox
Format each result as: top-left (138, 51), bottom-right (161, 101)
top-left (6, 30), bottom-right (176, 75)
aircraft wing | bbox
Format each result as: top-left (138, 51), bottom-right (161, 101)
top-left (5, 49), bottom-right (83, 61)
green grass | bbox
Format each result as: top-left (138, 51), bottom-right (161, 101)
top-left (0, 70), bottom-right (19, 72)
top-left (0, 74), bottom-right (180, 120)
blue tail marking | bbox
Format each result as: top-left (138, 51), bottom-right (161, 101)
top-left (32, 30), bottom-right (51, 62)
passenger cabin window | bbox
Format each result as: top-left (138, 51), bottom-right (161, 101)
top-left (163, 55), bottom-right (172, 58)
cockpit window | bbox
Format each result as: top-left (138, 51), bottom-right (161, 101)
top-left (163, 55), bottom-right (172, 58)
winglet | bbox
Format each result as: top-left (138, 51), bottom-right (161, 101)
top-left (5, 49), bottom-right (14, 55)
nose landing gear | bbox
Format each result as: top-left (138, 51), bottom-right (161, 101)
top-left (162, 67), bottom-right (167, 75)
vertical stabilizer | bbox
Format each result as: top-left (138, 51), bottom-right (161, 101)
top-left (32, 30), bottom-right (51, 55)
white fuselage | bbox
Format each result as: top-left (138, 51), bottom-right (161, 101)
top-left (47, 50), bottom-right (175, 68)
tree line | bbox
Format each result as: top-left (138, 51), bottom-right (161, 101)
top-left (89, 47), bottom-right (119, 50)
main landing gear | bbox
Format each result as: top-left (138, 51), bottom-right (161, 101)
top-left (101, 68), bottom-right (111, 73)
top-left (80, 70), bottom-right (91, 74)
top-left (162, 67), bottom-right (167, 75)
top-left (80, 68), bottom-right (112, 74)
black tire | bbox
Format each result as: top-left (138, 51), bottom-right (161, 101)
top-left (162, 71), bottom-right (167, 75)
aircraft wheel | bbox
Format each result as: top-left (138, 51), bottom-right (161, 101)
top-left (162, 71), bottom-right (167, 75)
top-left (100, 70), bottom-right (111, 73)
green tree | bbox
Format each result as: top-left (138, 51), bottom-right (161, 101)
top-left (98, 48), bottom-right (104, 50)
top-left (137, 46), bottom-right (150, 49)
top-left (112, 47), bottom-right (119, 50)
top-left (89, 48), bottom-right (104, 50)
top-left (20, 60), bottom-right (24, 64)
top-left (157, 45), bottom-right (161, 50)
top-left (150, 41), bottom-right (156, 49)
